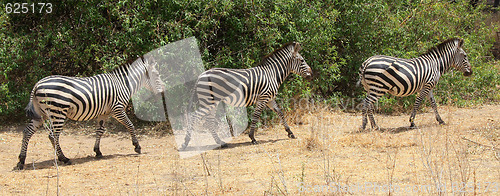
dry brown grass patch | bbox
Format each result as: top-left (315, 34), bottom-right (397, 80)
top-left (0, 104), bottom-right (498, 195)
top-left (337, 132), bottom-right (417, 149)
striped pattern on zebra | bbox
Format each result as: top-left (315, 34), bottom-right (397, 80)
top-left (180, 42), bottom-right (312, 150)
top-left (359, 38), bottom-right (472, 130)
top-left (15, 57), bottom-right (164, 170)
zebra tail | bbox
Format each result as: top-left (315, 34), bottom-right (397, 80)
top-left (356, 57), bottom-right (373, 87)
top-left (185, 77), bottom-right (201, 119)
top-left (25, 100), bottom-right (41, 120)
top-left (356, 75), bottom-right (362, 87)
top-left (357, 60), bottom-right (369, 87)
top-left (25, 86), bottom-right (42, 120)
top-left (356, 71), bottom-right (366, 87)
top-left (186, 88), bottom-right (196, 115)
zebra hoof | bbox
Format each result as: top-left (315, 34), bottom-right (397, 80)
top-left (179, 143), bottom-right (188, 151)
top-left (14, 162), bottom-right (24, 170)
top-left (58, 157), bottom-right (71, 165)
top-left (251, 140), bottom-right (259, 145)
top-left (59, 156), bottom-right (71, 164)
top-left (220, 143), bottom-right (228, 148)
top-left (134, 146), bottom-right (141, 154)
top-left (94, 148), bottom-right (103, 158)
top-left (439, 121), bottom-right (446, 125)
top-left (288, 133), bottom-right (296, 139)
top-left (410, 123), bottom-right (417, 129)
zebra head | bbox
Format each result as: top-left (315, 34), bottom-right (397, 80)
top-left (453, 39), bottom-right (472, 77)
top-left (143, 57), bottom-right (165, 94)
top-left (289, 42), bottom-right (312, 79)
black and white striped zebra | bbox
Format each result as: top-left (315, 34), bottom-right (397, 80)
top-left (180, 42), bottom-right (312, 150)
top-left (359, 38), bottom-right (472, 130)
top-left (15, 57), bottom-right (164, 170)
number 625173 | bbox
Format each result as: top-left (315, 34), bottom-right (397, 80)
top-left (5, 3), bottom-right (52, 14)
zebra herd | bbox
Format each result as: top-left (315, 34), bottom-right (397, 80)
top-left (14, 38), bottom-right (472, 170)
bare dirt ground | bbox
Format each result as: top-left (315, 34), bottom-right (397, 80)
top-left (0, 105), bottom-right (499, 195)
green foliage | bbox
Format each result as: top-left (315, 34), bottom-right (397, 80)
top-left (0, 0), bottom-right (339, 122)
top-left (436, 61), bottom-right (500, 107)
top-left (334, 0), bottom-right (499, 113)
top-left (0, 0), bottom-right (498, 123)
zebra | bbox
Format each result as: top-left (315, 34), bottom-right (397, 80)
top-left (180, 42), bottom-right (312, 150)
top-left (359, 38), bottom-right (472, 130)
top-left (15, 57), bottom-right (164, 170)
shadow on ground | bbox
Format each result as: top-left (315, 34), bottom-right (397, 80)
top-left (223, 138), bottom-right (290, 149)
top-left (354, 123), bottom-right (442, 134)
top-left (14, 153), bottom-right (143, 171)
top-left (180, 138), bottom-right (290, 152)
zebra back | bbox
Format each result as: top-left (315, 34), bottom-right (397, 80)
top-left (26, 57), bottom-right (163, 121)
top-left (191, 42), bottom-right (311, 108)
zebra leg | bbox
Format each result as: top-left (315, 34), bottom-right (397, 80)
top-left (181, 102), bottom-right (218, 150)
top-left (249, 101), bottom-right (267, 144)
top-left (267, 100), bottom-right (295, 139)
top-left (93, 119), bottom-right (106, 158)
top-left (409, 87), bottom-right (431, 128)
top-left (360, 98), bottom-right (369, 131)
top-left (180, 111), bottom-right (202, 150)
top-left (15, 119), bottom-right (43, 170)
top-left (222, 103), bottom-right (235, 137)
top-left (179, 111), bottom-right (201, 151)
top-left (428, 90), bottom-right (445, 125)
top-left (47, 119), bottom-right (71, 164)
top-left (180, 121), bottom-right (193, 150)
top-left (367, 99), bottom-right (379, 130)
top-left (361, 93), bottom-right (380, 131)
top-left (206, 113), bottom-right (228, 148)
top-left (226, 115), bottom-right (234, 137)
top-left (112, 110), bottom-right (141, 154)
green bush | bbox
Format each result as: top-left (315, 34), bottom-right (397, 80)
top-left (0, 0), bottom-right (498, 124)
top-left (333, 0), bottom-right (499, 113)
top-left (0, 0), bottom-right (339, 122)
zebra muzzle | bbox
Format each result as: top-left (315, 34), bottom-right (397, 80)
top-left (303, 73), bottom-right (313, 81)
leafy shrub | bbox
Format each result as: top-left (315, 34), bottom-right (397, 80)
top-left (333, 0), bottom-right (499, 113)
top-left (0, 0), bottom-right (498, 124)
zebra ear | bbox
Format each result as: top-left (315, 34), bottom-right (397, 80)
top-left (458, 39), bottom-right (464, 48)
top-left (144, 56), bottom-right (156, 69)
top-left (293, 42), bottom-right (302, 55)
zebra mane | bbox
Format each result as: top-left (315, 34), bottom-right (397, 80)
top-left (259, 42), bottom-right (296, 66)
top-left (420, 38), bottom-right (462, 57)
top-left (109, 56), bottom-right (147, 74)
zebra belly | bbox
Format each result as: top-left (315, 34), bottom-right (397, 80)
top-left (196, 70), bottom-right (250, 108)
top-left (35, 88), bottom-right (113, 121)
top-left (364, 60), bottom-right (417, 97)
top-left (197, 87), bottom-right (248, 108)
top-left (66, 105), bottom-right (112, 121)
top-left (387, 88), bottom-right (413, 97)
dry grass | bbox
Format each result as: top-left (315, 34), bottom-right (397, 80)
top-left (0, 104), bottom-right (499, 195)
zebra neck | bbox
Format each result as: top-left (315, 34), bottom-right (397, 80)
top-left (418, 49), bottom-right (454, 75)
top-left (129, 65), bottom-right (149, 96)
top-left (112, 63), bottom-right (148, 97)
top-left (259, 49), bottom-right (293, 85)
top-left (257, 61), bottom-right (291, 85)
top-left (420, 42), bottom-right (459, 75)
